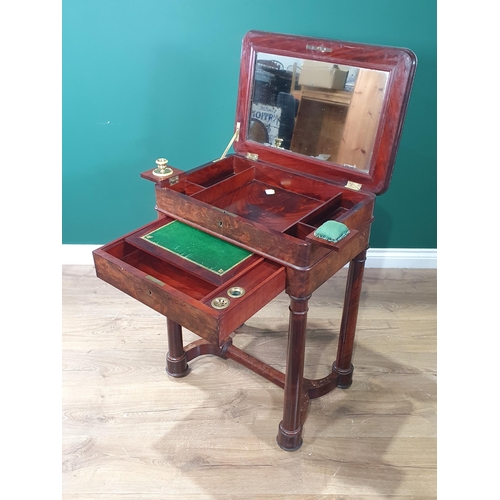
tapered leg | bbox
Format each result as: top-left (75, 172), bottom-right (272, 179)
top-left (166, 318), bottom-right (189, 377)
top-left (333, 248), bottom-right (367, 388)
top-left (277, 294), bottom-right (310, 451)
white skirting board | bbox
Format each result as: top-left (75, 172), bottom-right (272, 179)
top-left (62, 245), bottom-right (437, 269)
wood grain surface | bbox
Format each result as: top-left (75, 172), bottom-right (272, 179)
top-left (62, 265), bottom-right (436, 499)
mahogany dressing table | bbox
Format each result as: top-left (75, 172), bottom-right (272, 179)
top-left (93, 31), bottom-right (416, 451)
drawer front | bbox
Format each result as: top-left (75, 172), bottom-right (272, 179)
top-left (93, 219), bottom-right (286, 345)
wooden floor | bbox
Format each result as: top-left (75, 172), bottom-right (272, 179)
top-left (62, 265), bottom-right (436, 499)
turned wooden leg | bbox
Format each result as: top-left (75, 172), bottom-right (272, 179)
top-left (277, 294), bottom-right (310, 451)
top-left (333, 248), bottom-right (367, 388)
top-left (165, 318), bottom-right (189, 377)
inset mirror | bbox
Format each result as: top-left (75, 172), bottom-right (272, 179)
top-left (247, 52), bottom-right (389, 173)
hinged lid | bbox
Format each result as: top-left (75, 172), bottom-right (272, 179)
top-left (233, 31), bottom-right (417, 195)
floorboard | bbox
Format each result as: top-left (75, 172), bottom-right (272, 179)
top-left (62, 265), bottom-right (436, 499)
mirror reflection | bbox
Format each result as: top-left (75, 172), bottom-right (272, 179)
top-left (247, 52), bottom-right (389, 172)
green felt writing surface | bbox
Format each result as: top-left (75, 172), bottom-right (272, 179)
top-left (142, 221), bottom-right (252, 275)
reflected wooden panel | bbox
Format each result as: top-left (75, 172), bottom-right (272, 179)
top-left (290, 91), bottom-right (349, 160)
top-left (337, 69), bottom-right (388, 169)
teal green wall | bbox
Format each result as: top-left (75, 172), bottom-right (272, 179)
top-left (63, 0), bottom-right (436, 248)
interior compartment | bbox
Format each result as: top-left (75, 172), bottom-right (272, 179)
top-left (185, 155), bottom-right (253, 187)
top-left (252, 163), bottom-right (339, 202)
top-left (169, 180), bottom-right (205, 196)
top-left (283, 222), bottom-right (317, 239)
top-left (189, 161), bottom-right (348, 232)
top-left (284, 192), bottom-right (363, 241)
top-left (192, 168), bottom-right (256, 205)
top-left (210, 180), bottom-right (323, 231)
top-left (106, 240), bottom-right (216, 300)
top-left (202, 259), bottom-right (284, 306)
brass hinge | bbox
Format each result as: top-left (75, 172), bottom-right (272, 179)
top-left (246, 152), bottom-right (259, 160)
top-left (214, 122), bottom-right (241, 162)
top-left (306, 44), bottom-right (332, 53)
top-left (345, 181), bottom-right (362, 191)
top-left (145, 275), bottom-right (165, 286)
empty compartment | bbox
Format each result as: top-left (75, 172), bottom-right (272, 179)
top-left (185, 156), bottom-right (253, 187)
top-left (169, 180), bottom-right (206, 196)
top-left (216, 181), bottom-right (322, 231)
top-left (100, 239), bottom-right (216, 300)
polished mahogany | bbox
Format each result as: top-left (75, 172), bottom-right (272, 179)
top-left (93, 30), bottom-right (416, 451)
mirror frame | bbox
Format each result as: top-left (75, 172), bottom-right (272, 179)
top-left (234, 31), bottom-right (417, 195)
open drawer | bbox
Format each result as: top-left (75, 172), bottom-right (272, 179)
top-left (92, 217), bottom-right (286, 345)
